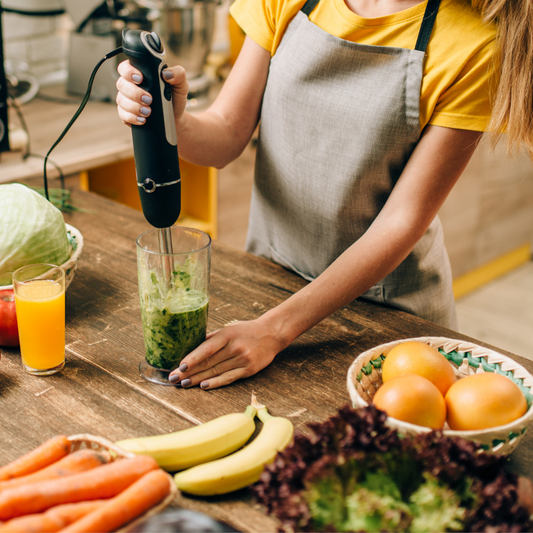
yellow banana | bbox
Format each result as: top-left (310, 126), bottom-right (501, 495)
top-left (174, 394), bottom-right (294, 496)
top-left (115, 404), bottom-right (257, 472)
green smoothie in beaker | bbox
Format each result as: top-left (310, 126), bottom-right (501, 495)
top-left (139, 265), bottom-right (209, 371)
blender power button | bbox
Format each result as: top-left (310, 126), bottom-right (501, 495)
top-left (147, 32), bottom-right (163, 53)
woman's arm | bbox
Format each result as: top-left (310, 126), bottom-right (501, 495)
top-left (170, 124), bottom-right (483, 389)
top-left (116, 36), bottom-right (271, 168)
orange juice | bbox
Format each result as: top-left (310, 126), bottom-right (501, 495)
top-left (15, 279), bottom-right (65, 371)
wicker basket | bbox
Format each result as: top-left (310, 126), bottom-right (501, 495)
top-left (0, 223), bottom-right (83, 292)
top-left (347, 336), bottom-right (533, 455)
top-left (68, 434), bottom-right (177, 532)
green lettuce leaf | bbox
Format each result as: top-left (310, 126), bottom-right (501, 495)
top-left (344, 471), bottom-right (413, 532)
top-left (408, 473), bottom-right (467, 533)
top-left (305, 476), bottom-right (347, 532)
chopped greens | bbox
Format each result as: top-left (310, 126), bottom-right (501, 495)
top-left (138, 257), bottom-right (209, 371)
top-left (141, 297), bottom-right (208, 370)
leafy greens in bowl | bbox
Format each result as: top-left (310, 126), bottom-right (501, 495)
top-left (253, 405), bottom-right (531, 532)
top-left (0, 184), bottom-right (83, 290)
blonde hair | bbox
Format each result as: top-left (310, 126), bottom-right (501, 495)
top-left (472, 0), bottom-right (533, 158)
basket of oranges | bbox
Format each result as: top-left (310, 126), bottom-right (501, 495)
top-left (347, 336), bottom-right (533, 455)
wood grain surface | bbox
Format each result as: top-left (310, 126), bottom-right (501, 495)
top-left (1, 181), bottom-right (533, 531)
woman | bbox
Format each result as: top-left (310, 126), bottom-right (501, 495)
top-left (116, 0), bottom-right (533, 390)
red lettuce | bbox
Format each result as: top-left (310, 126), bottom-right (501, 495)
top-left (253, 405), bottom-right (531, 532)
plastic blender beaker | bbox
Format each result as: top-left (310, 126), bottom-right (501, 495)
top-left (136, 226), bottom-right (211, 385)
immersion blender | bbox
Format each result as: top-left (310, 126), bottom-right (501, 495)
top-left (122, 29), bottom-right (181, 279)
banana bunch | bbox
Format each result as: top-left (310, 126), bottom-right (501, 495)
top-left (115, 404), bottom-right (257, 471)
top-left (174, 393), bottom-right (294, 496)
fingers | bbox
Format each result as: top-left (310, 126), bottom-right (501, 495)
top-left (169, 331), bottom-right (231, 383)
top-left (206, 329), bottom-right (220, 340)
top-left (168, 326), bottom-right (254, 390)
top-left (160, 65), bottom-right (189, 97)
top-left (197, 368), bottom-right (251, 390)
top-left (116, 90), bottom-right (151, 124)
top-left (116, 61), bottom-right (189, 127)
top-left (116, 60), bottom-right (153, 125)
top-left (117, 59), bottom-right (141, 81)
top-left (167, 321), bottom-right (281, 391)
top-left (180, 354), bottom-right (251, 390)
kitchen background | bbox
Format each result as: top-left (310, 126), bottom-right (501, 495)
top-left (2, 0), bottom-right (533, 362)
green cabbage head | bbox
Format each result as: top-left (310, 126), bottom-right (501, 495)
top-left (0, 183), bottom-right (70, 286)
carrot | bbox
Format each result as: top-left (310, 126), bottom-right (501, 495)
top-left (0, 450), bottom-right (109, 492)
top-left (0, 436), bottom-right (71, 482)
top-left (45, 500), bottom-right (107, 525)
top-left (0, 455), bottom-right (158, 521)
top-left (0, 514), bottom-right (61, 532)
top-left (0, 500), bottom-right (107, 532)
top-left (61, 470), bottom-right (171, 533)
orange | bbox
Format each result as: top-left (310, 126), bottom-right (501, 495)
top-left (372, 374), bottom-right (446, 429)
top-left (382, 341), bottom-right (456, 396)
top-left (445, 372), bottom-right (528, 431)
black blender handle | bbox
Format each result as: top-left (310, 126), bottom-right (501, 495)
top-left (122, 28), bottom-right (181, 228)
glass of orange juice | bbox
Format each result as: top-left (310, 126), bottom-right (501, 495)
top-left (12, 264), bottom-right (66, 376)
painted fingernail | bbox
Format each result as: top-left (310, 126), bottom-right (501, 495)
top-left (132, 74), bottom-right (142, 83)
top-left (200, 381), bottom-right (209, 390)
top-left (140, 106), bottom-right (150, 116)
top-left (136, 116), bottom-right (146, 124)
top-left (179, 363), bottom-right (188, 372)
top-left (168, 374), bottom-right (180, 384)
top-left (181, 378), bottom-right (192, 388)
top-left (162, 70), bottom-right (173, 80)
top-left (141, 95), bottom-right (152, 105)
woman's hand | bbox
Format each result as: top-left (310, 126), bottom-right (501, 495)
top-left (115, 37), bottom-right (269, 168)
top-left (168, 318), bottom-right (290, 390)
top-left (116, 61), bottom-right (189, 127)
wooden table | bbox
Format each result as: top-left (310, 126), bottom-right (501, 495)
top-left (1, 183), bottom-right (533, 532)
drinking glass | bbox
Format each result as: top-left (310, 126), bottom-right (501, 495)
top-left (137, 226), bottom-right (211, 385)
top-left (12, 264), bottom-right (66, 376)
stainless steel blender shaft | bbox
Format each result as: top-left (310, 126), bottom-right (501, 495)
top-left (158, 227), bottom-right (174, 286)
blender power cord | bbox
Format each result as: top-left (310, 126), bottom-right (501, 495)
top-left (42, 46), bottom-right (124, 202)
top-left (8, 94), bottom-right (67, 207)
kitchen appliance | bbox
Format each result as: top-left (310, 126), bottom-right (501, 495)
top-left (145, 0), bottom-right (218, 107)
top-left (44, 28), bottom-right (181, 237)
top-left (65, 0), bottom-right (132, 100)
top-left (122, 28), bottom-right (181, 231)
top-left (43, 29), bottom-right (190, 385)
top-left (0, 2), bottom-right (10, 153)
top-left (64, 0), bottom-right (217, 104)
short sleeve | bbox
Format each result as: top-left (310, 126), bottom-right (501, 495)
top-left (230, 0), bottom-right (277, 53)
top-left (428, 39), bottom-right (499, 132)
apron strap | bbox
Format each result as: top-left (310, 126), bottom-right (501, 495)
top-left (414, 0), bottom-right (441, 52)
top-left (301, 0), bottom-right (320, 16)
top-left (301, 0), bottom-right (441, 53)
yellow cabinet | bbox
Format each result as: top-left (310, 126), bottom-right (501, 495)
top-left (79, 158), bottom-right (218, 238)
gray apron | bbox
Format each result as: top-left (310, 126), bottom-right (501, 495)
top-left (246, 0), bottom-right (458, 329)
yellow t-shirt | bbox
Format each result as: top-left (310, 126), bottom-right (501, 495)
top-left (229, 0), bottom-right (498, 131)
